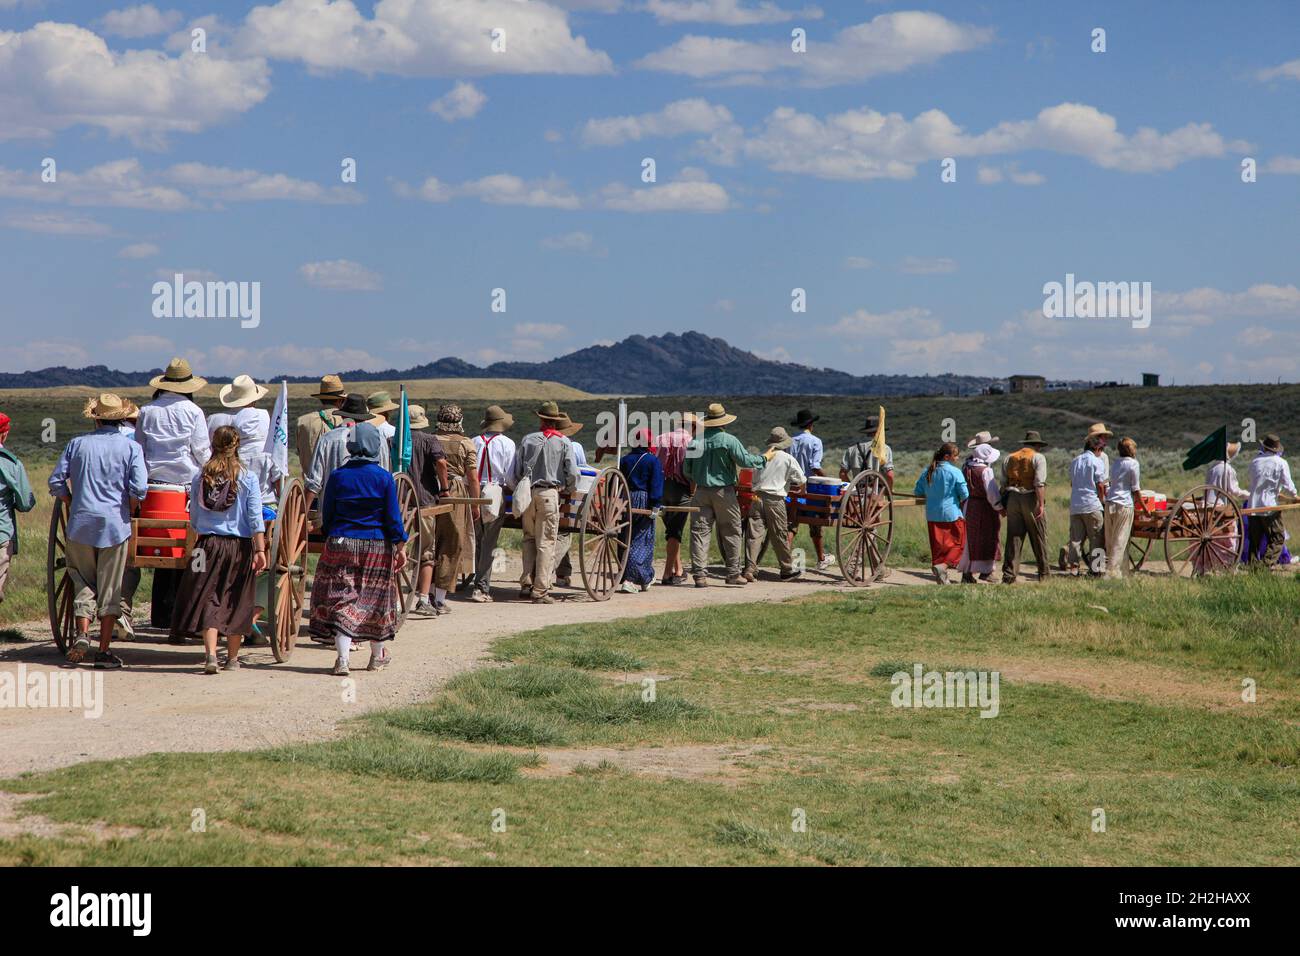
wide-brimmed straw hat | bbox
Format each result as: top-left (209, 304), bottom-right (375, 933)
top-left (790, 409), bottom-right (819, 428)
top-left (1262, 433), bottom-right (1283, 453)
top-left (336, 393), bottom-right (373, 422)
top-left (535, 400), bottom-right (565, 424)
top-left (1226, 441), bottom-right (1241, 461)
top-left (1020, 430), bottom-right (1049, 448)
top-left (149, 356), bottom-right (206, 394)
top-left (219, 374), bottom-right (268, 409)
top-left (556, 413), bottom-right (583, 437)
top-left (701, 402), bottom-right (736, 427)
top-left (367, 391), bottom-right (399, 416)
top-left (480, 404), bottom-right (514, 433)
top-left (83, 393), bottom-right (139, 421)
top-left (310, 374), bottom-right (347, 399)
top-left (966, 430), bottom-right (999, 448)
top-left (766, 426), bottom-right (793, 451)
top-left (1084, 422), bottom-right (1114, 440)
top-left (406, 404), bottom-right (430, 430)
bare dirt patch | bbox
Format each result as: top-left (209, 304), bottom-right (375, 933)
top-left (523, 744), bottom-right (774, 783)
top-left (0, 791), bottom-right (141, 842)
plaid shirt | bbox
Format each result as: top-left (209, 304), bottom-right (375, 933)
top-left (654, 427), bottom-right (692, 484)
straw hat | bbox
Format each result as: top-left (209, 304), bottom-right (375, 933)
top-left (765, 426), bottom-right (793, 451)
top-left (535, 400), bottom-right (565, 424)
top-left (310, 374), bottom-right (346, 399)
top-left (406, 404), bottom-right (430, 430)
top-left (966, 430), bottom-right (999, 448)
top-left (1019, 430), bottom-right (1049, 448)
top-left (701, 402), bottom-right (736, 427)
top-left (149, 356), bottom-right (206, 394)
top-left (1084, 422), bottom-right (1114, 440)
top-left (367, 391), bottom-right (399, 415)
top-left (480, 404), bottom-right (514, 433)
top-left (219, 374), bottom-right (268, 408)
top-left (83, 393), bottom-right (139, 421)
top-left (1226, 441), bottom-right (1241, 461)
top-left (556, 413), bottom-right (583, 437)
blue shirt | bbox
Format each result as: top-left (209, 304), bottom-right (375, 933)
top-left (620, 450), bottom-right (665, 508)
top-left (1069, 451), bottom-right (1108, 514)
top-left (914, 461), bottom-right (970, 523)
top-left (49, 426), bottom-right (149, 548)
top-left (790, 430), bottom-right (823, 474)
top-left (189, 469), bottom-right (263, 538)
top-left (321, 461), bottom-right (408, 542)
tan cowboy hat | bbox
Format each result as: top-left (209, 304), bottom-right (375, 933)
top-left (149, 356), bottom-right (207, 394)
top-left (366, 391), bottom-right (399, 415)
top-left (83, 393), bottom-right (138, 421)
top-left (966, 430), bottom-right (999, 448)
top-left (310, 374), bottom-right (346, 399)
top-left (1262, 433), bottom-right (1283, 453)
top-left (701, 402), bottom-right (736, 427)
top-left (1226, 441), bottom-right (1241, 461)
top-left (219, 374), bottom-right (268, 408)
top-left (556, 413), bottom-right (583, 437)
top-left (765, 426), bottom-right (793, 451)
top-left (1084, 422), bottom-right (1114, 440)
top-left (406, 404), bottom-right (430, 430)
top-left (535, 400), bottom-right (565, 423)
top-left (480, 404), bottom-right (514, 433)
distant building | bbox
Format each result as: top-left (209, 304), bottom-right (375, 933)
top-left (1008, 374), bottom-right (1046, 394)
top-left (1142, 372), bottom-right (1160, 387)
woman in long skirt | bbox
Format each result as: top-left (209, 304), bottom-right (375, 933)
top-left (308, 423), bottom-right (409, 675)
top-left (618, 429), bottom-right (665, 592)
top-left (913, 443), bottom-right (969, 585)
top-left (171, 426), bottom-right (267, 673)
top-left (958, 443), bottom-right (1002, 583)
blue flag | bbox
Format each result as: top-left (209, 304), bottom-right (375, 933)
top-left (393, 386), bottom-right (412, 473)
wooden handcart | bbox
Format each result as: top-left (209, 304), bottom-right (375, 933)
top-left (1125, 484), bottom-right (1245, 576)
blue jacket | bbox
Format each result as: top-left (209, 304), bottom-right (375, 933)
top-left (321, 461), bottom-right (408, 542)
top-left (914, 461), bottom-right (970, 523)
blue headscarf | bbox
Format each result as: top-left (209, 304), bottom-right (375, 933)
top-left (346, 421), bottom-right (382, 463)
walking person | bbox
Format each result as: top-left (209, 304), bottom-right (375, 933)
top-left (296, 374), bottom-right (347, 475)
top-left (512, 402), bottom-right (578, 604)
top-left (1000, 431), bottom-right (1051, 583)
top-left (1104, 438), bottom-right (1151, 579)
top-left (840, 413), bottom-right (894, 489)
top-left (1246, 434), bottom-right (1296, 568)
top-left (308, 423), bottom-right (409, 675)
top-left (653, 412), bottom-right (696, 586)
top-left (1205, 442), bottom-right (1263, 565)
top-left (170, 426), bottom-right (267, 673)
top-left (743, 427), bottom-right (805, 582)
top-left (957, 442), bottom-right (1001, 584)
top-left (618, 428), bottom-right (664, 593)
top-left (402, 405), bottom-right (448, 619)
top-left (48, 394), bottom-right (148, 668)
top-left (468, 405), bottom-right (516, 603)
top-left (914, 443), bottom-right (969, 585)
top-left (789, 409), bottom-right (833, 572)
top-left (367, 392), bottom-right (399, 442)
top-left (684, 403), bottom-right (766, 587)
top-left (304, 393), bottom-right (388, 512)
top-left (431, 404), bottom-right (481, 612)
top-left (551, 412), bottom-right (585, 587)
top-left (1066, 425), bottom-right (1111, 575)
top-left (0, 411), bottom-right (36, 606)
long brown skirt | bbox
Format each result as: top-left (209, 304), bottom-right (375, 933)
top-left (170, 534), bottom-right (257, 638)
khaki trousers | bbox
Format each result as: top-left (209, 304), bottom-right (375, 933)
top-left (1248, 511), bottom-right (1286, 566)
top-left (1001, 490), bottom-right (1048, 582)
top-left (433, 510), bottom-right (463, 592)
top-left (746, 492), bottom-right (794, 574)
top-left (0, 537), bottom-right (12, 603)
top-left (690, 485), bottom-right (743, 578)
top-left (1103, 503), bottom-right (1134, 579)
top-left (520, 488), bottom-right (561, 595)
top-left (65, 538), bottom-right (131, 621)
top-left (1067, 510), bottom-right (1105, 570)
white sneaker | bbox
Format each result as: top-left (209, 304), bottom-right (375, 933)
top-left (618, 582), bottom-right (638, 594)
top-left (409, 597), bottom-right (437, 618)
top-left (332, 656), bottom-right (349, 676)
top-left (817, 555), bottom-right (836, 571)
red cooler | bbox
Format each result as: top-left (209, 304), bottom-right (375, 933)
top-left (138, 483), bottom-right (188, 559)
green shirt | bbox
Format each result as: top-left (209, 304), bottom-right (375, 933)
top-left (0, 446), bottom-right (36, 548)
top-left (683, 428), bottom-right (766, 488)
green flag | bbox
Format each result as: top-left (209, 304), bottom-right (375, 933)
top-left (1183, 425), bottom-right (1228, 472)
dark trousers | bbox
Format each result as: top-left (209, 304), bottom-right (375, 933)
top-left (1001, 490), bottom-right (1048, 582)
top-left (1248, 511), bottom-right (1286, 566)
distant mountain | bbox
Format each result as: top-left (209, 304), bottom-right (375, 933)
top-left (0, 332), bottom-right (1004, 397)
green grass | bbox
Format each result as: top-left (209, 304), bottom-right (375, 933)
top-left (3, 573), bottom-right (1299, 866)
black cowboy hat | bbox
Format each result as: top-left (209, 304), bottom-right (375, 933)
top-left (336, 393), bottom-right (374, 422)
top-left (859, 415), bottom-right (881, 433)
top-left (790, 408), bottom-right (819, 428)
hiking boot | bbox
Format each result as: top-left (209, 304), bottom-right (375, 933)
top-left (93, 650), bottom-right (123, 670)
top-left (779, 569), bottom-right (802, 581)
top-left (433, 601), bottom-right (452, 616)
top-left (519, 588), bottom-right (533, 601)
top-left (742, 569), bottom-right (756, 583)
top-left (67, 636), bottom-right (90, 664)
top-left (332, 656), bottom-right (349, 676)
top-left (694, 576), bottom-right (708, 588)
top-left (725, 575), bottom-right (747, 586)
top-left (532, 593), bottom-right (555, 605)
top-left (409, 597), bottom-right (437, 618)
top-left (554, 577), bottom-right (571, 588)
top-left (961, 573), bottom-right (977, 584)
top-left (367, 649), bottom-right (391, 671)
top-left (223, 656), bottom-right (240, 671)
top-left (203, 653), bottom-right (219, 675)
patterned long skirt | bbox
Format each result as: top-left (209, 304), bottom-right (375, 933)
top-left (308, 536), bottom-right (400, 643)
top-left (622, 490), bottom-right (656, 585)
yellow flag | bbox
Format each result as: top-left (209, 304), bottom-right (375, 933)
top-left (869, 405), bottom-right (887, 463)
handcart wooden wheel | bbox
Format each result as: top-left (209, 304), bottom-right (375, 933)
top-left (1163, 485), bottom-right (1243, 577)
top-left (392, 471), bottom-right (423, 630)
top-left (577, 467), bottom-right (633, 601)
top-left (267, 477), bottom-right (308, 662)
top-left (835, 469), bottom-right (895, 585)
top-left (47, 498), bottom-right (76, 654)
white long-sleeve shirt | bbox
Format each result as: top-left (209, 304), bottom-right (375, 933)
top-left (752, 449), bottom-right (806, 494)
top-left (1247, 452), bottom-right (1297, 510)
top-left (474, 432), bottom-right (517, 488)
top-left (1206, 460), bottom-right (1246, 506)
top-left (135, 392), bottom-right (210, 486)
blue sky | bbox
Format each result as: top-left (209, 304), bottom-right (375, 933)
top-left (1, 0), bottom-right (1298, 384)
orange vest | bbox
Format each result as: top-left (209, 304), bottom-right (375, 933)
top-left (1004, 447), bottom-right (1039, 489)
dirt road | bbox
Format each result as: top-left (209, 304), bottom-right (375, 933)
top-left (0, 563), bottom-right (927, 777)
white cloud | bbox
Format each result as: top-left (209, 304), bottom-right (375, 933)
top-left (1257, 59), bottom-right (1300, 82)
top-left (154, 268), bottom-right (219, 283)
top-left (899, 257), bottom-right (957, 275)
top-left (828, 307), bottom-right (941, 338)
top-left (512, 322), bottom-right (568, 340)
top-left (0, 341), bottom-right (94, 373)
top-left (430, 81), bottom-right (487, 121)
top-left (99, 5), bottom-right (183, 38)
top-left (299, 259), bottom-right (383, 291)
top-left (977, 163), bottom-right (1043, 185)
top-left (844, 256), bottom-right (875, 270)
top-left (540, 231), bottom-right (605, 255)
top-left (164, 162), bottom-right (362, 203)
top-left (637, 11), bottom-right (991, 85)
top-left (0, 22), bottom-right (270, 146)
top-left (237, 0), bottom-right (612, 77)
top-left (118, 242), bottom-right (161, 258)
top-left (581, 98), bottom-right (738, 146)
top-left (1156, 284), bottom-right (1300, 324)
top-left (3, 212), bottom-right (112, 236)
top-left (395, 173), bottom-right (580, 209)
top-left (713, 298), bottom-right (735, 312)
top-left (1264, 156), bottom-right (1300, 174)
top-left (600, 170), bottom-right (730, 212)
top-left (645, 0), bottom-right (822, 26)
top-left (889, 332), bottom-right (987, 372)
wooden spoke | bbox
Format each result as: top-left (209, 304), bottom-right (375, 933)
top-left (1126, 533), bottom-right (1154, 573)
top-left (578, 468), bottom-right (632, 601)
top-left (1164, 486), bottom-right (1242, 578)
top-left (393, 473), bottom-right (422, 631)
top-left (836, 470), bottom-right (893, 586)
top-left (268, 478), bottom-right (307, 663)
top-left (46, 498), bottom-right (76, 654)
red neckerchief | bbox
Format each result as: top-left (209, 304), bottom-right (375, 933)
top-left (542, 428), bottom-right (563, 438)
